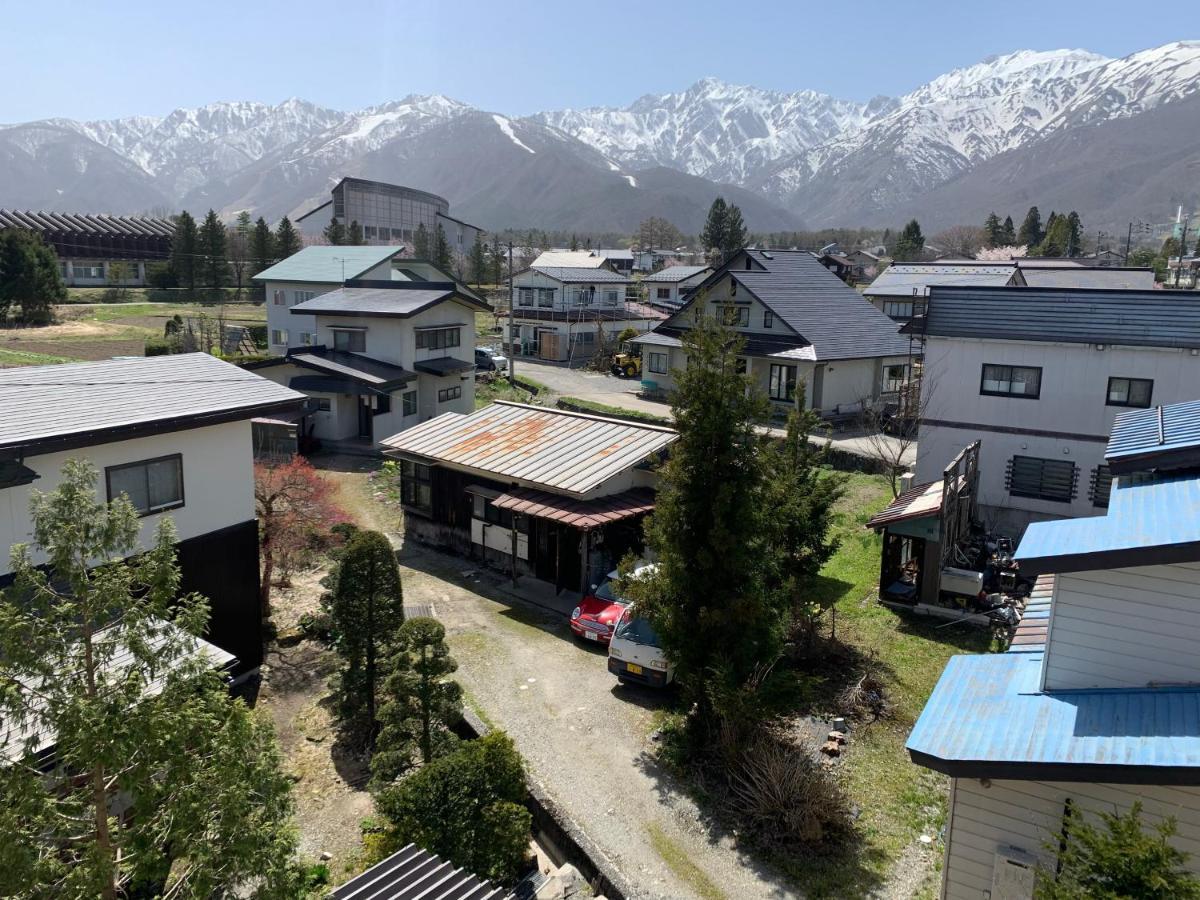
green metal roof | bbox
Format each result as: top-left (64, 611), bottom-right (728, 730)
top-left (252, 245), bottom-right (405, 284)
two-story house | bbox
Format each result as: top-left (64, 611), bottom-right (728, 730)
top-left (506, 266), bottom-right (664, 363)
top-left (907, 400), bottom-right (1200, 899)
top-left (864, 262), bottom-right (1018, 322)
top-left (632, 248), bottom-right (913, 415)
top-left (912, 285), bottom-right (1200, 534)
top-left (249, 281), bottom-right (489, 446)
top-left (642, 265), bottom-right (712, 310)
top-left (255, 245), bottom-right (409, 353)
top-left (0, 354), bottom-right (306, 671)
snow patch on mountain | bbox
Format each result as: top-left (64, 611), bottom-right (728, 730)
top-left (492, 114), bottom-right (535, 153)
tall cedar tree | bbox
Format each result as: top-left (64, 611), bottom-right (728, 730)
top-left (1001, 215), bottom-right (1017, 245)
top-left (171, 210), bottom-right (199, 292)
top-left (1035, 802), bottom-right (1200, 899)
top-left (468, 233), bottom-right (488, 286)
top-left (324, 216), bottom-right (346, 245)
top-left (197, 209), bottom-right (230, 290)
top-left (373, 731), bottom-right (531, 885)
top-left (0, 461), bottom-right (297, 898)
top-left (274, 216), bottom-right (301, 259)
top-left (371, 617), bottom-right (463, 785)
top-left (983, 212), bottom-right (1003, 247)
top-left (0, 228), bottom-right (64, 323)
top-left (412, 222), bottom-right (431, 259)
top-left (434, 223), bottom-right (452, 270)
top-left (228, 210), bottom-right (252, 297)
top-left (251, 216), bottom-right (276, 283)
top-left (489, 239), bottom-right (504, 285)
top-left (348, 220), bottom-right (364, 245)
top-left (569, 233), bottom-right (579, 251)
top-left (323, 530), bottom-right (406, 747)
top-left (1066, 211), bottom-right (1083, 256)
top-left (701, 197), bottom-right (729, 260)
top-left (1018, 206), bottom-right (1044, 248)
top-left (893, 219), bottom-right (925, 261)
top-left (722, 204), bottom-right (748, 260)
top-left (1040, 214), bottom-right (1072, 258)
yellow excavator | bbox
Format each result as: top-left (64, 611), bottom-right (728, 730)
top-left (610, 342), bottom-right (642, 379)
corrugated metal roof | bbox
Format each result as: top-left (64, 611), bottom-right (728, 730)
top-left (1014, 471), bottom-right (1200, 574)
top-left (1019, 267), bottom-right (1156, 290)
top-left (291, 286), bottom-right (460, 317)
top-left (0, 354), bottom-right (306, 457)
top-left (1008, 574), bottom-right (1053, 653)
top-left (379, 402), bottom-right (677, 497)
top-left (863, 263), bottom-right (1015, 297)
top-left (0, 208), bottom-right (175, 238)
top-left (922, 285), bottom-right (1200, 349)
top-left (492, 486), bottom-right (656, 529)
top-left (331, 843), bottom-right (508, 900)
top-left (530, 266), bottom-right (630, 283)
top-left (252, 245), bottom-right (404, 283)
top-left (865, 481), bottom-right (943, 529)
top-left (907, 650), bottom-right (1200, 779)
top-left (643, 265), bottom-right (710, 283)
top-left (1106, 399), bottom-right (1200, 473)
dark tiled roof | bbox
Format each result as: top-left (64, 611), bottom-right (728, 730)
top-left (414, 357), bottom-right (475, 376)
top-left (287, 347), bottom-right (415, 391)
top-left (922, 286), bottom-right (1200, 349)
top-left (291, 285), bottom-right (487, 317)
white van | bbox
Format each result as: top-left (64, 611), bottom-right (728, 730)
top-left (607, 604), bottom-right (673, 688)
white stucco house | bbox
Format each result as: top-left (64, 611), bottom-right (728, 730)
top-left (0, 354), bottom-right (306, 671)
top-left (632, 248), bottom-right (913, 414)
top-left (912, 285), bottom-right (1200, 535)
top-left (642, 265), bottom-right (712, 310)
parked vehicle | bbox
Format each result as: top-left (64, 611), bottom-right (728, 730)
top-left (475, 346), bottom-right (509, 372)
top-left (608, 603), bottom-right (673, 687)
top-left (571, 564), bottom-right (647, 644)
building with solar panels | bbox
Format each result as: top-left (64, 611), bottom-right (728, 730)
top-left (0, 209), bottom-right (174, 287)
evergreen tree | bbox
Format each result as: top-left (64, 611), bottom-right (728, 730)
top-left (1000, 215), bottom-right (1017, 245)
top-left (413, 222), bottom-right (430, 259)
top-left (274, 216), bottom-right (301, 259)
top-left (348, 220), bottom-right (364, 245)
top-left (0, 460), bottom-right (298, 898)
top-left (983, 212), bottom-right (1003, 248)
top-left (0, 228), bottom-right (65, 324)
top-left (251, 216), bottom-right (276, 277)
top-left (323, 216), bottom-right (346, 245)
top-left (701, 197), bottom-right (729, 261)
top-left (434, 223), bottom-right (452, 270)
top-left (1018, 206), bottom-right (1043, 248)
top-left (197, 209), bottom-right (230, 290)
top-left (371, 617), bottom-right (463, 785)
top-left (171, 210), bottom-right (198, 293)
top-left (722, 204), bottom-right (749, 260)
top-left (893, 219), bottom-right (925, 261)
top-left (1066, 211), bottom-right (1083, 256)
top-left (322, 529), bottom-right (406, 747)
top-left (468, 232), bottom-right (487, 286)
top-left (569, 233), bottom-right (579, 251)
top-left (1040, 214), bottom-right (1072, 258)
top-left (488, 239), bottom-right (504, 286)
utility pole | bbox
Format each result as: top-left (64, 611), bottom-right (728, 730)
top-left (1175, 214), bottom-right (1191, 289)
top-left (506, 240), bottom-right (516, 386)
top-left (1125, 222), bottom-right (1134, 264)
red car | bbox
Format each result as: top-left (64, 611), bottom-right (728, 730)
top-left (570, 569), bottom-right (631, 645)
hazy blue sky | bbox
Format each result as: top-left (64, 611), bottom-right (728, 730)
top-left (3, 0), bottom-right (1196, 121)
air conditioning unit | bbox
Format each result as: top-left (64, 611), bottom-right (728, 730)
top-left (990, 845), bottom-right (1036, 899)
top-left (940, 567), bottom-right (984, 597)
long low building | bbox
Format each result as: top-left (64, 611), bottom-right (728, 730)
top-left (380, 402), bottom-right (677, 594)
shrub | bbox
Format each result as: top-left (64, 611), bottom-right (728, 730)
top-left (247, 323), bottom-right (268, 348)
top-left (144, 337), bottom-right (176, 356)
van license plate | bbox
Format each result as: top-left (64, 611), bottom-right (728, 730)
top-left (626, 663), bottom-right (643, 675)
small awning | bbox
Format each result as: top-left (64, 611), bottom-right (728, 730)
top-left (865, 481), bottom-right (944, 530)
top-left (0, 460), bottom-right (39, 489)
top-left (491, 486), bottom-right (656, 529)
top-left (289, 375), bottom-right (387, 396)
top-left (414, 356), bottom-right (476, 376)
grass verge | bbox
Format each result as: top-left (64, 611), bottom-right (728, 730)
top-left (646, 823), bottom-right (726, 900)
top-left (556, 396), bottom-right (672, 426)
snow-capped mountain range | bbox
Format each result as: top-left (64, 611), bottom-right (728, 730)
top-left (2, 40), bottom-right (1199, 230)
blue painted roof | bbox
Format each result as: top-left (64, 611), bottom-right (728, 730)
top-left (1014, 471), bottom-right (1200, 574)
top-left (252, 245), bottom-right (404, 283)
top-left (1106, 400), bottom-right (1200, 474)
top-left (907, 651), bottom-right (1200, 779)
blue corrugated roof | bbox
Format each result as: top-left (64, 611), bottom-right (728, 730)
top-left (1106, 399), bottom-right (1200, 473)
top-left (252, 245), bottom-right (404, 283)
top-left (907, 651), bottom-right (1200, 780)
top-left (1015, 471), bottom-right (1200, 574)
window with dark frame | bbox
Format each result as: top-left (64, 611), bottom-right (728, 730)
top-left (656, 287), bottom-right (671, 299)
top-left (438, 386), bottom-right (462, 402)
top-left (721, 305), bottom-right (749, 327)
top-left (402, 390), bottom-right (417, 416)
top-left (883, 300), bottom-right (914, 319)
top-left (316, 398), bottom-right (331, 412)
top-left (980, 364), bottom-right (1042, 399)
top-left (332, 329), bottom-right (366, 352)
top-left (106, 455), bottom-right (184, 517)
top-left (1006, 455), bottom-right (1077, 503)
top-left (416, 328), bottom-right (461, 351)
top-left (1106, 377), bottom-right (1153, 408)
top-left (648, 352), bottom-right (668, 374)
top-left (399, 459), bottom-right (432, 512)
top-left (769, 364), bottom-right (797, 402)
top-left (763, 310), bottom-right (774, 328)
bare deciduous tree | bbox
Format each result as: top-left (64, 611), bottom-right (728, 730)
top-left (857, 368), bottom-right (936, 498)
top-left (932, 225), bottom-right (988, 259)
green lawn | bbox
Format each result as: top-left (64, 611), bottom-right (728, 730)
top-left (557, 396), bottom-right (672, 426)
top-left (474, 377), bottom-right (538, 409)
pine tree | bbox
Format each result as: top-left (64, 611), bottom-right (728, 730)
top-left (0, 228), bottom-right (66, 324)
top-left (197, 209), bottom-right (230, 290)
top-left (1066, 211), bottom-right (1083, 257)
top-left (1018, 206), bottom-right (1043, 248)
top-left (171, 210), bottom-right (198, 293)
top-left (322, 530), bottom-right (406, 747)
top-left (489, 239), bottom-right (504, 286)
top-left (1040, 214), bottom-right (1071, 258)
top-left (0, 460), bottom-right (298, 897)
top-left (324, 216), bottom-right (346, 245)
top-left (251, 216), bottom-right (276, 277)
top-left (413, 222), bottom-right (430, 259)
top-left (468, 233), bottom-right (487, 286)
top-left (348, 220), bottom-right (364, 245)
top-left (722, 204), bottom-right (748, 260)
top-left (434, 223), bottom-right (452, 270)
top-left (701, 197), bottom-right (729, 261)
top-left (983, 212), bottom-right (1003, 248)
top-left (569, 233), bottom-right (579, 251)
top-left (1001, 215), bottom-right (1016, 245)
top-left (893, 219), bottom-right (925, 261)
top-left (274, 216), bottom-right (301, 259)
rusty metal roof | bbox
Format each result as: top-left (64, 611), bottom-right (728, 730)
top-left (865, 481), bottom-right (943, 530)
top-left (492, 486), bottom-right (656, 529)
top-left (379, 401), bottom-right (677, 496)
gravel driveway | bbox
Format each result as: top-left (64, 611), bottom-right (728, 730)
top-left (395, 542), bottom-right (799, 900)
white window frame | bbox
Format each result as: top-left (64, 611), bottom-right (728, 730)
top-left (648, 352), bottom-right (668, 375)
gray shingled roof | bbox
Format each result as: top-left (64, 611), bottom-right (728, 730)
top-left (863, 263), bottom-right (1016, 297)
top-left (290, 286), bottom-right (483, 317)
top-left (530, 266), bottom-right (630, 283)
top-left (252, 246), bottom-right (405, 284)
top-left (0, 353), bottom-right (305, 457)
top-left (1018, 267), bottom-right (1156, 290)
top-left (921, 286), bottom-right (1200, 349)
top-left (643, 265), bottom-right (710, 283)
top-left (705, 249), bottom-right (911, 361)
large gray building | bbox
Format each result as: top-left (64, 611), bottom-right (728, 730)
top-left (296, 177), bottom-right (482, 254)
